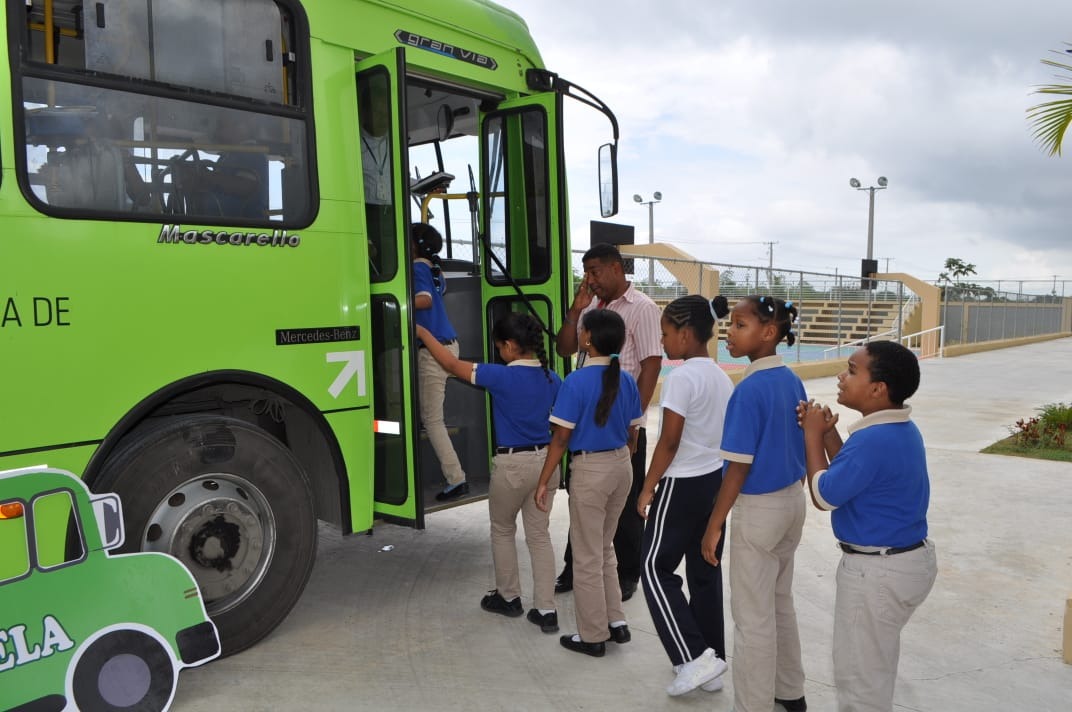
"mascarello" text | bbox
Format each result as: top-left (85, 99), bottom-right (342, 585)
top-left (157, 224), bottom-right (301, 248)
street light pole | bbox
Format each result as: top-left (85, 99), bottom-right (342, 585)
top-left (633, 191), bottom-right (662, 289)
top-left (849, 176), bottom-right (888, 287)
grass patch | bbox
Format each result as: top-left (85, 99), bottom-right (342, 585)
top-left (981, 435), bottom-right (1072, 462)
top-left (982, 402), bottom-right (1072, 462)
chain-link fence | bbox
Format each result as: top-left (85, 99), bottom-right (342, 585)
top-left (571, 249), bottom-right (1071, 357)
top-left (571, 250), bottom-right (916, 361)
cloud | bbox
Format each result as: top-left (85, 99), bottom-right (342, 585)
top-left (498, 0), bottom-right (1072, 287)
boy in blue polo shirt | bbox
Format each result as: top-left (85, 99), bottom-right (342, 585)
top-left (800, 340), bottom-right (938, 712)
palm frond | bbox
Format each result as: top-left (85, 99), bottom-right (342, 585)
top-left (1027, 47), bottom-right (1072, 156)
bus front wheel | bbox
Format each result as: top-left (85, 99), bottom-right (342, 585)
top-left (97, 415), bottom-right (318, 656)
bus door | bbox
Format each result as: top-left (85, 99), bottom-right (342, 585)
top-left (480, 93), bottom-right (567, 378)
top-left (355, 50), bottom-right (422, 527)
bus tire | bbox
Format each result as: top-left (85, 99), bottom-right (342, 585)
top-left (96, 415), bottom-right (318, 656)
top-left (72, 629), bottom-right (175, 712)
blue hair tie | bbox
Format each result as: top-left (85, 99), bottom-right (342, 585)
top-left (609, 353), bottom-right (620, 359)
top-left (785, 300), bottom-right (793, 308)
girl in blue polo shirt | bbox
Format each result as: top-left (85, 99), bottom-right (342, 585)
top-left (700, 295), bottom-right (808, 712)
top-left (534, 309), bottom-right (644, 658)
top-left (415, 312), bottom-right (563, 631)
top-left (411, 223), bottom-right (467, 501)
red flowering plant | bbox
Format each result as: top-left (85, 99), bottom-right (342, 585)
top-left (1010, 403), bottom-right (1071, 450)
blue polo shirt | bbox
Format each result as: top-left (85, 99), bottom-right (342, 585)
top-left (813, 407), bottom-right (930, 547)
top-left (412, 259), bottom-right (456, 342)
top-left (474, 360), bottom-right (562, 448)
top-left (549, 358), bottom-right (644, 451)
top-left (720, 355), bottom-right (806, 494)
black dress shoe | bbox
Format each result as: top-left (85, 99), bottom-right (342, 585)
top-left (559, 634), bottom-right (605, 657)
top-left (619, 578), bottom-right (638, 601)
top-left (527, 609), bottom-right (559, 633)
top-left (608, 624), bottom-right (631, 644)
top-left (775, 696), bottom-right (807, 712)
top-left (435, 481), bottom-right (469, 501)
top-left (481, 590), bottom-right (523, 617)
top-left (554, 576), bottom-right (573, 593)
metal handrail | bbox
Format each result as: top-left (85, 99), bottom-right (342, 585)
top-left (900, 325), bottom-right (945, 359)
top-left (822, 324), bottom-right (945, 359)
top-left (821, 329), bottom-right (898, 359)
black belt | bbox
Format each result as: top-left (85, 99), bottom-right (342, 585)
top-left (496, 444), bottom-right (548, 454)
top-left (418, 338), bottom-right (457, 348)
top-left (570, 448), bottom-right (618, 456)
top-left (839, 541), bottom-right (926, 556)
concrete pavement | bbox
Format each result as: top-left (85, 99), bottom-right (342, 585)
top-left (172, 337), bottom-right (1072, 711)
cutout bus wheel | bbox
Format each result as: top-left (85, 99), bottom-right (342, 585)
top-left (97, 415), bottom-right (317, 656)
top-left (72, 630), bottom-right (175, 712)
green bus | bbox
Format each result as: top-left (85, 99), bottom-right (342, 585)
top-left (0, 0), bottom-right (619, 655)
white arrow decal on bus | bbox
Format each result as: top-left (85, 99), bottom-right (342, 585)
top-left (326, 351), bottom-right (366, 399)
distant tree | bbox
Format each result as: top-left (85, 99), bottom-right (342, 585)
top-left (1027, 44), bottom-right (1072, 156)
top-left (937, 258), bottom-right (991, 301)
top-left (937, 257), bottom-right (977, 285)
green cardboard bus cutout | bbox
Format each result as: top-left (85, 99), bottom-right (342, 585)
top-left (0, 466), bottom-right (220, 711)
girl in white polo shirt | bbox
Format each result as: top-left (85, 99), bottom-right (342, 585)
top-left (637, 295), bottom-right (733, 697)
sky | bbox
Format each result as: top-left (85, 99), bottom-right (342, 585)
top-left (495, 0), bottom-right (1072, 293)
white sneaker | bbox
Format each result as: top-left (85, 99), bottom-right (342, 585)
top-left (666, 648), bottom-right (728, 696)
top-left (670, 659), bottom-right (726, 690)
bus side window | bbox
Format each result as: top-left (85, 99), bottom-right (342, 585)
top-left (357, 70), bottom-right (398, 282)
top-left (33, 491), bottom-right (84, 570)
top-left (483, 109), bottom-right (551, 284)
top-left (26, 108), bottom-right (128, 211)
top-left (0, 500), bottom-right (30, 583)
top-left (19, 0), bottom-right (311, 226)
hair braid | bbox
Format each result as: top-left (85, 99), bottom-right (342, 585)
top-left (527, 320), bottom-right (553, 383)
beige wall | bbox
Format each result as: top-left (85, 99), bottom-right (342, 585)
top-left (620, 244), bottom-right (720, 298)
top-left (874, 272), bottom-right (942, 358)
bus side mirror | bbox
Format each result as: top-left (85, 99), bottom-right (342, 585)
top-left (598, 142), bottom-right (618, 218)
top-left (91, 493), bottom-right (125, 551)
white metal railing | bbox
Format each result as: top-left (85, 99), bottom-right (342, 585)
top-left (899, 293), bottom-right (920, 328)
top-left (822, 330), bottom-right (898, 359)
top-left (822, 325), bottom-right (945, 360)
top-left (900, 325), bottom-right (945, 359)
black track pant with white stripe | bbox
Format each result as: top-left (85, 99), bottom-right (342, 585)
top-left (640, 468), bottom-right (726, 666)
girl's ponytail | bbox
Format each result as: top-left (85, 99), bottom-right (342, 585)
top-left (595, 354), bottom-right (621, 427)
top-left (582, 309), bottom-right (627, 427)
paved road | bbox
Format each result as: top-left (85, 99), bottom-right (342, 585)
top-left (173, 338), bottom-right (1072, 711)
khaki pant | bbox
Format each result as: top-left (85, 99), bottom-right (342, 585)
top-left (417, 344), bottom-right (465, 486)
top-left (833, 541), bottom-right (938, 712)
top-left (729, 482), bottom-right (807, 712)
top-left (568, 447), bottom-right (631, 643)
top-left (488, 450), bottom-right (560, 610)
